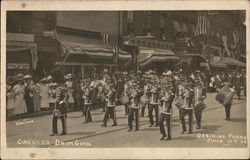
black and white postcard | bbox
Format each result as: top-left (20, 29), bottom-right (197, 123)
top-left (1, 0), bottom-right (249, 159)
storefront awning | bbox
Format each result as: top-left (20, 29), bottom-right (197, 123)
top-left (210, 61), bottom-right (228, 68)
top-left (223, 57), bottom-right (245, 67)
top-left (201, 56), bottom-right (245, 68)
top-left (56, 32), bottom-right (131, 64)
top-left (178, 53), bottom-right (207, 61)
top-left (7, 32), bottom-right (38, 70)
top-left (138, 47), bottom-right (179, 67)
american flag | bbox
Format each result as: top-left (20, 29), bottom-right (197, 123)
top-left (194, 11), bottom-right (208, 36)
top-left (101, 33), bottom-right (119, 64)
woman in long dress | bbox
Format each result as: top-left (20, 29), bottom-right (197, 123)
top-left (13, 79), bottom-right (27, 115)
top-left (6, 84), bottom-right (15, 117)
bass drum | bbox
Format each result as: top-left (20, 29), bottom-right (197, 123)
top-left (215, 86), bottom-right (235, 105)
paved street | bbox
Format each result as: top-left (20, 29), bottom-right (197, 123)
top-left (6, 93), bottom-right (247, 148)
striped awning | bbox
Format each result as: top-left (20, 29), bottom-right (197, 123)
top-left (138, 47), bottom-right (179, 67)
top-left (223, 57), bottom-right (245, 67)
top-left (56, 33), bottom-right (131, 62)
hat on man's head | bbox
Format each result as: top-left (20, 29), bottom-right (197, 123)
top-left (166, 71), bottom-right (172, 76)
top-left (104, 69), bottom-right (108, 73)
top-left (65, 74), bottom-right (72, 80)
top-left (50, 83), bottom-right (58, 87)
top-left (47, 75), bottom-right (52, 80)
top-left (147, 69), bottom-right (153, 74)
top-left (24, 75), bottom-right (32, 79)
top-left (17, 73), bottom-right (24, 79)
top-left (40, 77), bottom-right (47, 82)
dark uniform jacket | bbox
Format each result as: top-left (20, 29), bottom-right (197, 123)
top-left (55, 86), bottom-right (69, 115)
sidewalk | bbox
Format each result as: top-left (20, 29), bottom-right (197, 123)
top-left (6, 104), bottom-right (102, 121)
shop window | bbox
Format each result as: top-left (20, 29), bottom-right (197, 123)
top-left (7, 11), bottom-right (32, 33)
top-left (147, 28), bottom-right (153, 37)
top-left (127, 11), bottom-right (134, 36)
top-left (144, 11), bottom-right (152, 36)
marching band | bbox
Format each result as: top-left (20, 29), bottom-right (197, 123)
top-left (6, 67), bottom-right (244, 140)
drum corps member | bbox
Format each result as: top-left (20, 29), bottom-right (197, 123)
top-left (82, 79), bottom-right (93, 123)
top-left (128, 81), bottom-right (142, 131)
top-left (102, 82), bottom-right (117, 127)
top-left (193, 79), bottom-right (207, 129)
top-left (180, 83), bottom-right (194, 134)
top-left (159, 84), bottom-right (175, 140)
top-left (141, 77), bottom-right (151, 117)
top-left (148, 85), bottom-right (160, 127)
top-left (50, 83), bottom-right (68, 136)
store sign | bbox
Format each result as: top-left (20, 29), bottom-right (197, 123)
top-left (7, 33), bottom-right (34, 42)
top-left (139, 49), bottom-right (155, 54)
top-left (7, 63), bottom-right (29, 69)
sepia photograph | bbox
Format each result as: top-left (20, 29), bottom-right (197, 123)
top-left (1, 0), bottom-right (249, 159)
